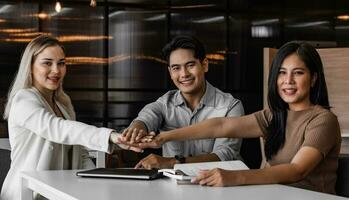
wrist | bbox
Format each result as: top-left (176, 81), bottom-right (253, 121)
top-left (174, 155), bottom-right (186, 164)
top-left (234, 170), bottom-right (246, 185)
top-left (109, 131), bottom-right (119, 144)
top-left (158, 132), bottom-right (168, 144)
top-left (169, 157), bottom-right (178, 167)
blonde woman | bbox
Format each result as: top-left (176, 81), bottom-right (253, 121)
top-left (1, 35), bottom-right (141, 200)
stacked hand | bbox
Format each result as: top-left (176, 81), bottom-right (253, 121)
top-left (114, 128), bottom-right (164, 151)
top-left (109, 131), bottom-right (143, 152)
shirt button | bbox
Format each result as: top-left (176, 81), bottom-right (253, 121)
top-left (49, 145), bottom-right (54, 151)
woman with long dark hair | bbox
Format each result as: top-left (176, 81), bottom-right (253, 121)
top-left (124, 41), bottom-right (341, 194)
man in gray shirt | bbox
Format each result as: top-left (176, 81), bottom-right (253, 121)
top-left (124, 35), bottom-right (244, 169)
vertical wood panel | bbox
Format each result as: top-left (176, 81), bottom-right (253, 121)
top-left (318, 48), bottom-right (349, 136)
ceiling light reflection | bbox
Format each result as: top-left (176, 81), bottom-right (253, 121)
top-left (0, 5), bottom-right (12, 14)
top-left (66, 57), bottom-right (107, 65)
top-left (144, 14), bottom-right (166, 21)
top-left (57, 35), bottom-right (112, 42)
top-left (55, 1), bottom-right (62, 13)
top-left (66, 54), bottom-right (225, 66)
top-left (286, 21), bottom-right (329, 28)
top-left (66, 55), bottom-right (166, 65)
top-left (252, 19), bottom-right (279, 26)
top-left (10, 32), bottom-right (49, 37)
top-left (90, 0), bottom-right (97, 7)
top-left (171, 4), bottom-right (216, 9)
top-left (0, 35), bottom-right (111, 43)
top-left (31, 13), bottom-right (51, 19)
top-left (192, 16), bottom-right (224, 23)
top-left (337, 15), bottom-right (349, 21)
top-left (0, 28), bottom-right (36, 33)
top-left (206, 54), bottom-right (225, 60)
top-left (0, 38), bottom-right (32, 42)
top-left (251, 26), bottom-right (273, 38)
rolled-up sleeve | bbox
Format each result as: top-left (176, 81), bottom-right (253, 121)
top-left (212, 100), bottom-right (244, 161)
top-left (134, 100), bottom-right (165, 132)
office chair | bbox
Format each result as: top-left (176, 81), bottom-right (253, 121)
top-left (240, 138), bottom-right (262, 169)
top-left (0, 148), bottom-right (11, 190)
top-left (336, 155), bottom-right (349, 197)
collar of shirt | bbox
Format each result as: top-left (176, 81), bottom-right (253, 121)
top-left (173, 81), bottom-right (216, 109)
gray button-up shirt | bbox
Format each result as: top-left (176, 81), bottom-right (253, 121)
top-left (134, 81), bottom-right (244, 161)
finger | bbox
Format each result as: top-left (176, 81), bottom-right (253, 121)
top-left (149, 131), bottom-right (156, 136)
top-left (138, 141), bottom-right (160, 149)
top-left (129, 128), bottom-right (139, 143)
top-left (135, 159), bottom-right (144, 169)
top-left (128, 146), bottom-right (144, 153)
top-left (124, 128), bottom-right (133, 141)
top-left (121, 128), bottom-right (128, 137)
top-left (140, 136), bottom-right (153, 143)
top-left (135, 130), bottom-right (145, 142)
top-left (192, 170), bottom-right (210, 184)
top-left (201, 174), bottom-right (217, 186)
top-left (138, 160), bottom-right (151, 169)
top-left (116, 136), bottom-right (133, 146)
top-left (199, 175), bottom-right (212, 186)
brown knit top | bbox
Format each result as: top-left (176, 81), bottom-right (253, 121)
top-left (254, 105), bottom-right (341, 194)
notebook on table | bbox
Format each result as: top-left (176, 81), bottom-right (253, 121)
top-left (76, 168), bottom-right (163, 180)
top-left (159, 160), bottom-right (249, 184)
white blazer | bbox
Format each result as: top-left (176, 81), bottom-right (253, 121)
top-left (1, 88), bottom-right (113, 200)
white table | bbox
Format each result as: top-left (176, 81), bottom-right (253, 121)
top-left (20, 170), bottom-right (348, 200)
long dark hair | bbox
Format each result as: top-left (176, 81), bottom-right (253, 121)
top-left (265, 41), bottom-right (330, 160)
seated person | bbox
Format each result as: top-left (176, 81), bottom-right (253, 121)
top-left (123, 35), bottom-right (244, 169)
top-left (123, 41), bottom-right (341, 194)
top-left (1, 35), bottom-right (142, 200)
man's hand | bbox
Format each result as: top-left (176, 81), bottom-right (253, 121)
top-left (191, 168), bottom-right (240, 187)
top-left (121, 127), bottom-right (150, 144)
top-left (109, 131), bottom-right (144, 153)
top-left (134, 154), bottom-right (177, 169)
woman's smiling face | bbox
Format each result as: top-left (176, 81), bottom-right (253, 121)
top-left (32, 45), bottom-right (66, 95)
top-left (277, 53), bottom-right (316, 111)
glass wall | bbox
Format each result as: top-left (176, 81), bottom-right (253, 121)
top-left (0, 0), bottom-right (349, 139)
top-left (108, 10), bottom-right (168, 128)
top-left (0, 3), bottom-right (38, 137)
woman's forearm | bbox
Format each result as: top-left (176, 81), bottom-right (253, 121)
top-left (160, 117), bottom-right (227, 143)
top-left (238, 164), bottom-right (305, 186)
top-left (158, 114), bottom-right (262, 144)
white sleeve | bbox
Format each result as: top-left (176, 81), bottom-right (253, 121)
top-left (10, 89), bottom-right (112, 153)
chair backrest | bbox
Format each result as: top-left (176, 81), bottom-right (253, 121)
top-left (336, 156), bottom-right (349, 197)
top-left (240, 138), bottom-right (262, 169)
top-left (0, 148), bottom-right (10, 190)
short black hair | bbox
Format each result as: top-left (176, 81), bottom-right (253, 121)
top-left (162, 35), bottom-right (206, 63)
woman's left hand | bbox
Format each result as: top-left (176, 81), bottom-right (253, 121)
top-left (191, 168), bottom-right (240, 187)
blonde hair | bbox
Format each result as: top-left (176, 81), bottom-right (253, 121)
top-left (3, 35), bottom-right (75, 120)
